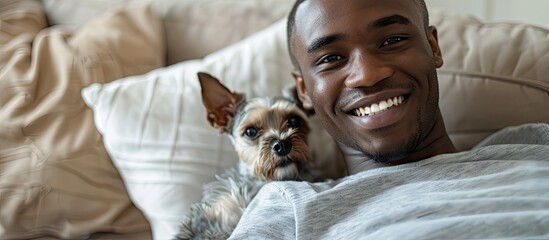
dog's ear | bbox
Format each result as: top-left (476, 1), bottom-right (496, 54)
top-left (197, 72), bottom-right (244, 133)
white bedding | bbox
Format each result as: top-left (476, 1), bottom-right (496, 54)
top-left (230, 123), bottom-right (549, 239)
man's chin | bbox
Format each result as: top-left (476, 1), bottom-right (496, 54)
top-left (361, 134), bottom-right (420, 164)
top-left (367, 151), bottom-right (409, 164)
top-left (337, 140), bottom-right (414, 164)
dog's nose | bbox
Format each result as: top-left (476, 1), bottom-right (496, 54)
top-left (271, 140), bottom-right (292, 156)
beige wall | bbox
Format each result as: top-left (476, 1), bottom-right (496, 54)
top-left (425, 0), bottom-right (549, 27)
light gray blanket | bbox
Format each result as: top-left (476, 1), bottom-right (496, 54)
top-left (230, 123), bottom-right (549, 239)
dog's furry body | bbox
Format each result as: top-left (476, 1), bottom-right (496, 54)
top-left (174, 73), bottom-right (339, 239)
top-left (175, 167), bottom-right (266, 239)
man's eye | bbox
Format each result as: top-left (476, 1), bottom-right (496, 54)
top-left (318, 55), bottom-right (343, 64)
top-left (244, 127), bottom-right (259, 139)
top-left (381, 36), bottom-right (407, 47)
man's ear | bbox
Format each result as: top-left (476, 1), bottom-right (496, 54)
top-left (282, 84), bottom-right (315, 116)
top-left (427, 26), bottom-right (443, 68)
top-left (291, 70), bottom-right (314, 113)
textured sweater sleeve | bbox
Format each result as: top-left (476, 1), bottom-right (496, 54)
top-left (229, 183), bottom-right (296, 239)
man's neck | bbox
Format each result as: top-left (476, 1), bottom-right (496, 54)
top-left (341, 114), bottom-right (457, 175)
top-left (340, 146), bottom-right (389, 174)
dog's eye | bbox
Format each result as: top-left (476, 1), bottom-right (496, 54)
top-left (288, 116), bottom-right (301, 128)
top-left (244, 127), bottom-right (259, 139)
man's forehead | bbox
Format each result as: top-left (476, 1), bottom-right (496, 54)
top-left (294, 0), bottom-right (422, 38)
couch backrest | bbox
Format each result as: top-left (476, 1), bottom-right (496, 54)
top-left (42, 0), bottom-right (295, 64)
top-left (431, 10), bottom-right (549, 150)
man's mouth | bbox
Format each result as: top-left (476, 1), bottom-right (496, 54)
top-left (352, 95), bottom-right (406, 117)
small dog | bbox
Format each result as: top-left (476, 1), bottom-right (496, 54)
top-left (174, 72), bottom-right (319, 239)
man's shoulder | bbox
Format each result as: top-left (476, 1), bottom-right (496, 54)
top-left (474, 123), bottom-right (549, 148)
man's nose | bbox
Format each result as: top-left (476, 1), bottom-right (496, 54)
top-left (344, 53), bottom-right (393, 88)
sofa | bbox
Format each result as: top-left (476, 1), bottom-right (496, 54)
top-left (1, 0), bottom-right (547, 239)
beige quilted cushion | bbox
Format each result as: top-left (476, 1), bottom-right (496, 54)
top-left (431, 10), bottom-right (549, 150)
top-left (0, 1), bottom-right (163, 239)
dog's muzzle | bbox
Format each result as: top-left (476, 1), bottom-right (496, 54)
top-left (271, 139), bottom-right (292, 157)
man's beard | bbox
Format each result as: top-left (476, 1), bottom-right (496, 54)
top-left (364, 129), bottom-right (421, 163)
top-left (363, 104), bottom-right (437, 164)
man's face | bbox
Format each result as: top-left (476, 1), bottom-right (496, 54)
top-left (291, 0), bottom-right (443, 162)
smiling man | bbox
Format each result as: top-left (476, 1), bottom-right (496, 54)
top-left (229, 0), bottom-right (549, 239)
top-left (289, 0), bottom-right (456, 172)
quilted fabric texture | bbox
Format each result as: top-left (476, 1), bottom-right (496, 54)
top-left (0, 2), bottom-right (163, 239)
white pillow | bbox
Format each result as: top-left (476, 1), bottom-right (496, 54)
top-left (82, 60), bottom-right (230, 240)
top-left (82, 19), bottom-right (299, 240)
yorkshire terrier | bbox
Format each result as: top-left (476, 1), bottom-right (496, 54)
top-left (174, 72), bottom-right (333, 239)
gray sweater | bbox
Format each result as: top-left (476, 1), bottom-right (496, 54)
top-left (230, 123), bottom-right (549, 239)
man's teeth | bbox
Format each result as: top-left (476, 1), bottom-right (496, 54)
top-left (354, 96), bottom-right (404, 117)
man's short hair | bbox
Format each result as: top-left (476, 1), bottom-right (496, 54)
top-left (286, 0), bottom-right (429, 69)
